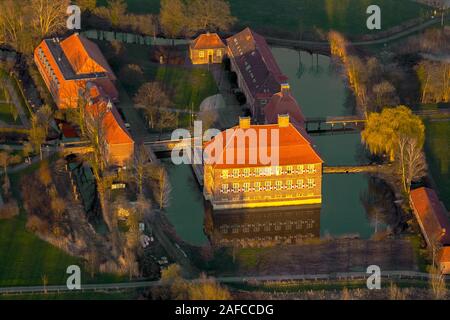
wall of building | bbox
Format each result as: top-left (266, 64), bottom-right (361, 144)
top-left (190, 48), bottom-right (225, 65)
top-left (206, 163), bottom-right (322, 209)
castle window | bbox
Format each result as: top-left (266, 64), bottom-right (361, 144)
top-left (221, 170), bottom-right (228, 179)
top-left (199, 50), bottom-right (205, 58)
top-left (265, 181), bottom-right (271, 189)
top-left (221, 184), bottom-right (229, 193)
top-left (307, 164), bottom-right (315, 173)
top-left (256, 168), bottom-right (263, 176)
top-left (254, 182), bottom-right (261, 191)
top-left (297, 179), bottom-right (304, 188)
top-left (232, 169), bottom-right (239, 177)
top-left (297, 165), bottom-right (304, 174)
top-left (243, 168), bottom-right (250, 177)
top-left (243, 183), bottom-right (250, 192)
top-left (287, 180), bottom-right (293, 188)
top-left (232, 183), bottom-right (239, 192)
top-left (217, 50), bottom-right (222, 57)
top-left (275, 181), bottom-right (282, 190)
top-left (286, 166), bottom-right (293, 174)
top-left (275, 166), bottom-right (282, 176)
top-left (307, 178), bottom-right (315, 188)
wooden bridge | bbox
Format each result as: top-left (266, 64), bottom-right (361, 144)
top-left (323, 164), bottom-right (390, 174)
top-left (305, 116), bottom-right (366, 135)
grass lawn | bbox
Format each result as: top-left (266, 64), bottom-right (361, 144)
top-left (0, 161), bottom-right (126, 287)
top-left (424, 119), bottom-right (450, 208)
top-left (101, 0), bottom-right (429, 36)
top-left (97, 42), bottom-right (218, 111)
top-left (0, 290), bottom-right (138, 300)
top-left (0, 102), bottom-right (21, 125)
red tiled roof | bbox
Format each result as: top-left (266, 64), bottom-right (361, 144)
top-left (191, 33), bottom-right (226, 50)
top-left (439, 246), bottom-right (450, 264)
top-left (85, 83), bottom-right (133, 146)
top-left (264, 87), bottom-right (305, 127)
top-left (226, 28), bottom-right (288, 102)
top-left (60, 34), bottom-right (116, 80)
top-left (204, 122), bottom-right (323, 169)
top-left (410, 187), bottom-right (450, 245)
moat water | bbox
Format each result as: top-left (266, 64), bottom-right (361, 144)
top-left (164, 48), bottom-right (387, 246)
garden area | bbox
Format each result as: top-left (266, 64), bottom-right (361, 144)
top-left (99, 41), bottom-right (218, 111)
top-left (0, 70), bottom-right (22, 126)
top-left (95, 41), bottom-right (218, 132)
top-left (0, 160), bottom-right (126, 287)
top-left (101, 0), bottom-right (429, 37)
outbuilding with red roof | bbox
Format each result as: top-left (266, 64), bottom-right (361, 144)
top-left (190, 32), bottom-right (226, 65)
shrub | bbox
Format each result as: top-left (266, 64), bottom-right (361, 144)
top-left (0, 200), bottom-right (19, 220)
top-left (26, 215), bottom-right (49, 235)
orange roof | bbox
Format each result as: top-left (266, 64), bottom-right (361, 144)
top-left (204, 122), bottom-right (323, 168)
top-left (86, 88), bottom-right (133, 146)
top-left (60, 34), bottom-right (116, 79)
top-left (439, 247), bottom-right (450, 264)
top-left (410, 187), bottom-right (450, 245)
top-left (191, 33), bottom-right (226, 50)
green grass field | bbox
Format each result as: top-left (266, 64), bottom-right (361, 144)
top-left (99, 0), bottom-right (429, 36)
top-left (0, 290), bottom-right (138, 300)
top-left (0, 162), bottom-right (126, 287)
top-left (424, 120), bottom-right (450, 208)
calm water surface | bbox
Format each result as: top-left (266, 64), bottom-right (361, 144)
top-left (164, 48), bottom-right (380, 245)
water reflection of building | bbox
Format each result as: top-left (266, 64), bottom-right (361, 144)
top-left (204, 204), bottom-right (321, 248)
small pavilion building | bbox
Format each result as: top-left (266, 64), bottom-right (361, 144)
top-left (189, 32), bottom-right (227, 65)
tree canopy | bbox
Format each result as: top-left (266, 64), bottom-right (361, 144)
top-left (362, 106), bottom-right (425, 161)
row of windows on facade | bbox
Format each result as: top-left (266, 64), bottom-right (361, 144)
top-left (217, 234), bottom-right (316, 244)
top-left (218, 192), bottom-right (317, 202)
top-left (198, 49), bottom-right (222, 58)
top-left (220, 164), bottom-right (317, 179)
top-left (37, 48), bottom-right (60, 89)
top-left (219, 220), bottom-right (315, 234)
top-left (220, 179), bottom-right (316, 193)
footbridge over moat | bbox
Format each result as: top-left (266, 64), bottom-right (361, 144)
top-left (143, 116), bottom-right (367, 152)
top-left (305, 115), bottom-right (366, 135)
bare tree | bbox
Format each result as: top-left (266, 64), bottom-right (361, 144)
top-left (160, 0), bottom-right (188, 40)
top-left (156, 108), bottom-right (177, 137)
top-left (373, 81), bottom-right (398, 111)
top-left (429, 265), bottom-right (447, 300)
top-left (107, 0), bottom-right (127, 28)
top-left (30, 0), bottom-right (70, 38)
top-left (188, 0), bottom-right (236, 33)
top-left (134, 82), bottom-right (171, 129)
top-left (0, 150), bottom-right (20, 197)
top-left (397, 135), bottom-right (427, 195)
top-left (152, 166), bottom-right (172, 210)
top-left (36, 105), bottom-right (54, 137)
top-left (131, 145), bottom-right (152, 195)
top-left (28, 115), bottom-right (47, 160)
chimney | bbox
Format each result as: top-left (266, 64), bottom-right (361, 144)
top-left (280, 83), bottom-right (290, 96)
top-left (278, 114), bottom-right (290, 128)
top-left (239, 116), bottom-right (251, 129)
